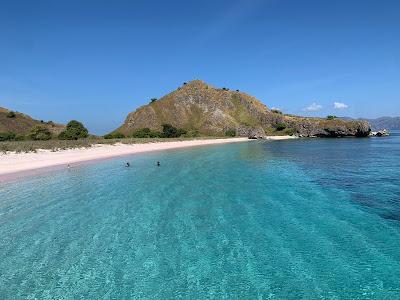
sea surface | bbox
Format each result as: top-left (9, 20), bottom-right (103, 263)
top-left (1, 133), bottom-right (400, 299)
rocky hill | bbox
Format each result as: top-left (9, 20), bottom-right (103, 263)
top-left (0, 107), bottom-right (65, 135)
top-left (115, 80), bottom-right (371, 138)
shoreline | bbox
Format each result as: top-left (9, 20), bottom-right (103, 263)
top-left (0, 136), bottom-right (296, 182)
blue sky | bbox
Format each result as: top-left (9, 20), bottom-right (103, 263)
top-left (1, 0), bottom-right (399, 134)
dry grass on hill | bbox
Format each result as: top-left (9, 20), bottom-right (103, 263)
top-left (0, 107), bottom-right (65, 135)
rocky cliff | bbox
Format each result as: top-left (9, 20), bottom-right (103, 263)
top-left (115, 80), bottom-right (370, 138)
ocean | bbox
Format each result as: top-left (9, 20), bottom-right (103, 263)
top-left (1, 133), bottom-right (400, 299)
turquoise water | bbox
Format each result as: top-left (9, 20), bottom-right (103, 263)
top-left (1, 134), bottom-right (400, 299)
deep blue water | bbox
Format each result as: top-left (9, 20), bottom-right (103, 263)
top-left (1, 134), bottom-right (400, 299)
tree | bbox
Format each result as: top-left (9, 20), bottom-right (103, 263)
top-left (6, 111), bottom-right (16, 118)
top-left (184, 130), bottom-right (200, 137)
top-left (161, 124), bottom-right (186, 138)
top-left (283, 128), bottom-right (296, 136)
top-left (131, 128), bottom-right (160, 138)
top-left (14, 134), bottom-right (25, 141)
top-left (274, 122), bottom-right (286, 131)
top-left (58, 120), bottom-right (88, 140)
top-left (0, 132), bottom-right (16, 141)
top-left (225, 129), bottom-right (236, 137)
top-left (271, 109), bottom-right (283, 114)
top-left (327, 115), bottom-right (337, 120)
top-left (150, 98), bottom-right (157, 103)
top-left (29, 126), bottom-right (52, 140)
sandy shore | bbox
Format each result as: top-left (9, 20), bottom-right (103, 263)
top-left (0, 136), bottom-right (296, 181)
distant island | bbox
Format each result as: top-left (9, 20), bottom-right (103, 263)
top-left (341, 116), bottom-right (400, 131)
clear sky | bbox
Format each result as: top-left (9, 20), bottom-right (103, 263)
top-left (1, 0), bottom-right (399, 134)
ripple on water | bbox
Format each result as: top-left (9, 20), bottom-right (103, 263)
top-left (1, 137), bottom-right (400, 298)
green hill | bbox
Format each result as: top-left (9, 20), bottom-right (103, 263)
top-left (115, 80), bottom-right (371, 138)
top-left (0, 107), bottom-right (65, 135)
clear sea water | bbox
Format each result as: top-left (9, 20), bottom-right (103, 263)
top-left (1, 133), bottom-right (400, 299)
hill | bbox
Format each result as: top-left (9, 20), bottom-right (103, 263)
top-left (115, 80), bottom-right (370, 138)
top-left (0, 107), bottom-right (65, 135)
top-left (366, 117), bottom-right (400, 131)
top-left (340, 116), bottom-right (400, 131)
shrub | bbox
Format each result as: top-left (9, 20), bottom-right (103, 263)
top-left (0, 132), bottom-right (16, 141)
top-left (14, 134), bottom-right (25, 141)
top-left (150, 98), bottom-right (157, 103)
top-left (271, 109), bottom-right (283, 114)
top-left (6, 111), bottom-right (16, 118)
top-left (222, 87), bottom-right (229, 91)
top-left (327, 115), bottom-right (337, 120)
top-left (283, 128), bottom-right (296, 136)
top-left (225, 129), bottom-right (236, 137)
top-left (132, 128), bottom-right (161, 138)
top-left (274, 122), bottom-right (286, 131)
top-left (161, 124), bottom-right (186, 138)
top-left (104, 132), bottom-right (125, 139)
top-left (29, 126), bottom-right (52, 140)
top-left (184, 130), bottom-right (200, 138)
top-left (112, 132), bottom-right (125, 139)
top-left (58, 120), bottom-right (89, 140)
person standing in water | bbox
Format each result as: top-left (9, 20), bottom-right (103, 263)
top-left (126, 162), bottom-right (130, 167)
top-left (157, 161), bottom-right (160, 166)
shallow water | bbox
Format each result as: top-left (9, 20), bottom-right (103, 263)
top-left (1, 134), bottom-right (400, 299)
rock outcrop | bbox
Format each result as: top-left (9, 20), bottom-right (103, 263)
top-left (285, 117), bottom-right (371, 137)
top-left (370, 129), bottom-right (390, 137)
top-left (115, 80), bottom-right (371, 138)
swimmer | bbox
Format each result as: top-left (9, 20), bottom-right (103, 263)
top-left (156, 161), bottom-right (160, 166)
top-left (125, 162), bottom-right (130, 167)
